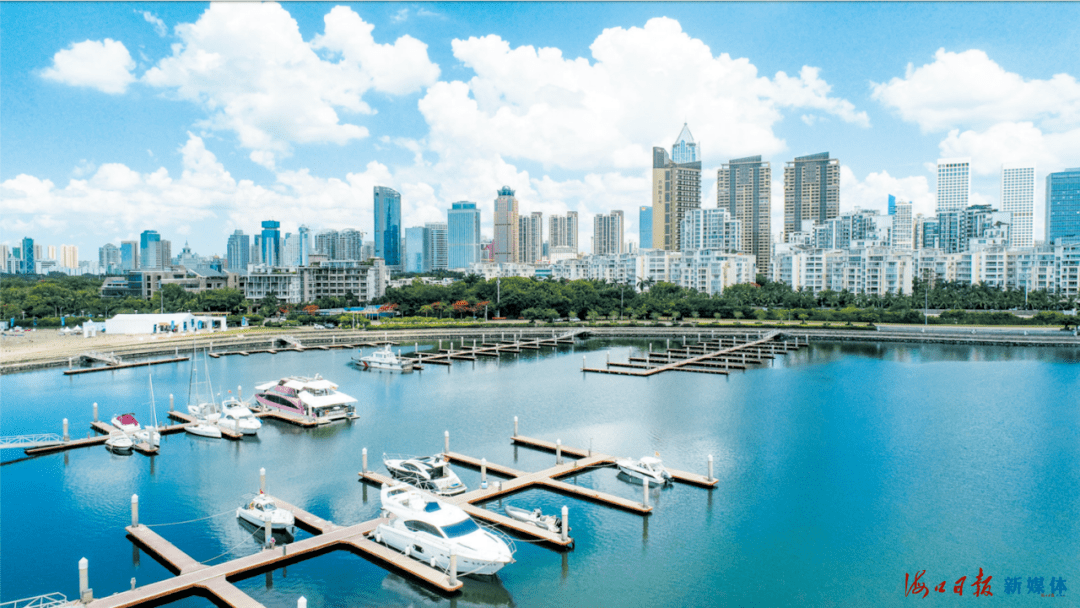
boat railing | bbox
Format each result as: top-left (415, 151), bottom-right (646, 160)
top-left (0, 593), bottom-right (71, 608)
top-left (476, 520), bottom-right (518, 556)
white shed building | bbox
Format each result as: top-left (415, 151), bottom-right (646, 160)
top-left (105, 313), bottom-right (227, 335)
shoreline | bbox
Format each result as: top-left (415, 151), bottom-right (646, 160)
top-left (2, 324), bottom-right (1076, 375)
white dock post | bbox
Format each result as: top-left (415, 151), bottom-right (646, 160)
top-left (683, 335), bottom-right (686, 345)
top-left (260, 467), bottom-right (266, 494)
top-left (449, 547), bottom-right (458, 587)
top-left (298, 598), bottom-right (307, 608)
top-left (473, 339), bottom-right (477, 350)
top-left (131, 494), bottom-right (139, 527)
top-left (168, 395), bottom-right (174, 412)
top-left (362, 448), bottom-right (368, 474)
top-left (481, 458), bottom-right (488, 489)
top-left (238, 385), bottom-right (242, 400)
top-left (666, 339), bottom-right (670, 349)
top-left (606, 351), bottom-right (610, 365)
top-left (643, 478), bottom-right (649, 507)
top-left (415, 342), bottom-right (419, 355)
top-left (79, 557), bottom-right (92, 603)
top-left (63, 418), bottom-right (70, 442)
top-left (707, 454), bottom-right (714, 482)
top-left (265, 515), bottom-right (272, 548)
top-left (561, 506), bottom-right (569, 542)
top-left (444, 430), bottom-right (450, 454)
top-left (649, 343), bottom-right (652, 352)
top-left (131, 578), bottom-right (136, 591)
top-left (461, 337), bottom-right (465, 348)
top-left (513, 416), bottom-right (518, 437)
top-left (556, 439), bottom-right (562, 465)
top-left (582, 355), bottom-right (586, 370)
top-left (93, 402), bottom-right (98, 422)
top-left (69, 357), bottom-right (73, 370)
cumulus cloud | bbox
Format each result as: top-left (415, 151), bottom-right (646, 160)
top-left (839, 166), bottom-right (936, 218)
top-left (40, 39), bottom-right (136, 94)
top-left (141, 3), bottom-right (439, 169)
top-left (938, 122), bottom-right (1080, 175)
top-left (872, 49), bottom-right (1080, 133)
top-left (419, 17), bottom-right (868, 173)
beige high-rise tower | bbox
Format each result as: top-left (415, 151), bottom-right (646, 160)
top-left (651, 125), bottom-right (702, 251)
top-left (783, 152), bottom-right (840, 240)
top-left (493, 186), bottom-right (519, 263)
top-left (717, 155), bottom-right (771, 274)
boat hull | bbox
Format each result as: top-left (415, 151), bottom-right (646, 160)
top-left (237, 509), bottom-right (296, 535)
top-left (374, 525), bottom-right (510, 576)
top-left (616, 464), bottom-right (671, 485)
top-left (185, 424), bottom-right (222, 438)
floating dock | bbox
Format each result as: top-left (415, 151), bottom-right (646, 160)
top-left (582, 330), bottom-right (805, 376)
top-left (64, 356), bottom-right (190, 375)
top-left (400, 330), bottom-right (584, 368)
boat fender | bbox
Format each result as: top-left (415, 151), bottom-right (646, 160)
top-left (375, 532), bottom-right (382, 544)
top-left (404, 546), bottom-right (411, 557)
top-left (430, 557), bottom-right (437, 569)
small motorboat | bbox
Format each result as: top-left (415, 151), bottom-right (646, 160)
top-left (185, 419), bottom-right (222, 438)
top-left (353, 344), bottom-right (414, 373)
top-left (217, 398), bottom-right (261, 435)
top-left (111, 413), bottom-right (141, 434)
top-left (105, 430), bottom-right (134, 454)
top-left (373, 484), bottom-right (514, 576)
top-left (237, 492), bottom-right (296, 535)
top-left (503, 505), bottom-right (563, 533)
top-left (615, 455), bottom-right (673, 485)
top-left (384, 454), bottom-right (467, 496)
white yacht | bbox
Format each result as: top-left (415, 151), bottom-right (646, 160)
top-left (185, 420), bottom-right (222, 439)
top-left (254, 375), bottom-right (358, 423)
top-left (237, 493), bottom-right (296, 535)
top-left (503, 505), bottom-right (562, 533)
top-left (217, 398), bottom-right (262, 435)
top-left (373, 484), bottom-right (514, 576)
top-left (615, 455), bottom-right (673, 485)
top-left (384, 454), bottom-right (467, 496)
top-left (132, 374), bottom-right (163, 448)
top-left (110, 413), bottom-right (141, 434)
top-left (354, 344), bottom-right (414, 373)
top-left (104, 430), bottom-right (134, 454)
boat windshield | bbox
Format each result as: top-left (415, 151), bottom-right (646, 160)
top-left (440, 518), bottom-right (480, 538)
top-left (430, 464), bottom-right (449, 479)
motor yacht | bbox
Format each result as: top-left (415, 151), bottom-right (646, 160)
top-left (217, 397), bottom-right (261, 435)
top-left (110, 413), bottom-right (141, 434)
top-left (353, 344), bottom-right (414, 373)
top-left (384, 454), bottom-right (467, 496)
top-left (237, 492), bottom-right (296, 535)
top-left (503, 505), bottom-right (562, 533)
top-left (254, 375), bottom-right (357, 423)
top-left (372, 484), bottom-right (514, 576)
top-left (104, 430), bottom-right (134, 454)
top-left (615, 456), bottom-right (673, 485)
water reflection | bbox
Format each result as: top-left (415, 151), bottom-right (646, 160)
top-left (382, 572), bottom-right (516, 607)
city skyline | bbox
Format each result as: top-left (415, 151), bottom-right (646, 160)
top-left (2, 3), bottom-right (1079, 258)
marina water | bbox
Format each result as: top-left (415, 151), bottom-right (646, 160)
top-left (1, 339), bottom-right (1078, 606)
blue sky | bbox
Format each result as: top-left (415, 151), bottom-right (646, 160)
top-left (2, 2), bottom-right (1079, 261)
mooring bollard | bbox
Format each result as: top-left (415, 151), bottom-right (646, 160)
top-left (63, 418), bottom-right (69, 442)
top-left (93, 402), bottom-right (98, 423)
top-left (265, 516), bottom-right (272, 548)
top-left (260, 467), bottom-right (266, 494)
top-left (556, 439), bottom-right (562, 465)
top-left (513, 416), bottom-right (518, 437)
top-left (169, 395), bottom-right (174, 412)
top-left (298, 597), bottom-right (307, 608)
top-left (481, 458), bottom-right (488, 489)
top-left (444, 430), bottom-right (450, 454)
top-left (473, 339), bottom-right (477, 349)
top-left (439, 339), bottom-right (442, 351)
top-left (561, 506), bottom-right (569, 542)
top-left (666, 339), bottom-right (670, 349)
top-left (79, 557), bottom-right (92, 603)
top-left (643, 478), bottom-right (650, 507)
top-left (449, 547), bottom-right (458, 586)
top-left (362, 448), bottom-right (368, 474)
top-left (131, 578), bottom-right (136, 591)
top-left (606, 351), bottom-right (610, 365)
top-left (708, 454), bottom-right (714, 482)
top-left (131, 494), bottom-right (139, 527)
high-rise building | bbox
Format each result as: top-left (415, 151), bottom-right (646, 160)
top-left (424, 222), bottom-right (448, 271)
top-left (120, 241), bottom-right (139, 271)
top-left (227, 230), bottom-right (250, 272)
top-left (593, 210), bottom-right (625, 255)
top-left (718, 155), bottom-right (772, 273)
top-left (281, 233), bottom-right (300, 267)
top-left (140, 230), bottom-right (161, 269)
top-left (519, 212), bottom-right (543, 263)
top-left (548, 212), bottom-right (579, 252)
top-left (892, 200), bottom-right (914, 249)
top-left (888, 194), bottom-right (897, 216)
top-left (651, 127), bottom-right (702, 251)
top-left (448, 201), bottom-right (481, 271)
top-left (315, 230), bottom-right (338, 259)
top-left (99, 243), bottom-right (120, 274)
top-left (493, 186), bottom-right (519, 263)
top-left (784, 152), bottom-right (840, 239)
top-left (260, 220), bottom-right (281, 267)
top-left (297, 225), bottom-right (311, 266)
top-left (936, 157), bottom-right (971, 214)
top-left (681, 208), bottom-right (742, 253)
top-left (404, 227), bottom-right (425, 273)
top-left (59, 245), bottom-right (78, 269)
top-left (1046, 168), bottom-right (1080, 244)
top-left (638, 207), bottom-right (652, 251)
top-left (1000, 163), bottom-right (1035, 248)
top-left (251, 235), bottom-right (262, 266)
top-left (338, 229), bottom-right (364, 261)
top-left (374, 186), bottom-right (402, 269)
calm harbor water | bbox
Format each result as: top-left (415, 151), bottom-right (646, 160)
top-left (1, 338), bottom-right (1078, 607)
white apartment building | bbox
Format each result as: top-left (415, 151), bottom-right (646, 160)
top-left (1001, 162), bottom-right (1035, 248)
top-left (680, 208), bottom-right (741, 252)
top-left (671, 249), bottom-right (756, 295)
top-left (936, 157), bottom-right (971, 214)
top-left (245, 259), bottom-right (388, 304)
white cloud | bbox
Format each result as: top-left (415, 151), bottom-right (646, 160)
top-left (141, 3), bottom-right (439, 169)
top-left (871, 48), bottom-right (1080, 133)
top-left (839, 166), bottom-right (936, 218)
top-left (142, 11), bottom-right (168, 37)
top-left (938, 122), bottom-right (1080, 175)
top-left (40, 39), bottom-right (136, 94)
top-left (419, 17), bottom-right (867, 173)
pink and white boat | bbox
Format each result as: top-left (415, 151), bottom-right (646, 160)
top-left (253, 375), bottom-right (357, 423)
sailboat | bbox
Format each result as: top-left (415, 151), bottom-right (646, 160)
top-left (132, 373), bottom-right (162, 448)
top-left (184, 344), bottom-right (223, 439)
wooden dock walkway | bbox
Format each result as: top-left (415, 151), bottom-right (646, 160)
top-left (126, 525), bottom-right (207, 575)
top-left (400, 330), bottom-right (584, 368)
top-left (583, 330), bottom-right (806, 377)
top-left (64, 357), bottom-right (190, 375)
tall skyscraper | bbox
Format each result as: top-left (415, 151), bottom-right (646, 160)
top-left (374, 186), bottom-right (402, 269)
top-left (593, 210), bottom-right (625, 255)
top-left (281, 233), bottom-right (299, 267)
top-left (493, 186), bottom-right (519, 263)
top-left (20, 237), bottom-right (34, 274)
top-left (140, 230), bottom-right (161, 269)
top-left (638, 207), bottom-right (652, 250)
top-left (448, 201), bottom-right (481, 270)
top-left (99, 243), bottom-right (121, 274)
top-left (651, 126), bottom-right (702, 251)
top-left (337, 229), bottom-right (364, 260)
top-left (1046, 168), bottom-right (1080, 244)
top-left (227, 230), bottom-right (250, 272)
top-left (315, 230), bottom-right (338, 259)
top-left (718, 155), bottom-right (772, 273)
top-left (936, 157), bottom-right (971, 214)
top-left (120, 241), bottom-right (138, 271)
top-left (297, 225), bottom-right (311, 266)
top-left (892, 200), bottom-right (914, 249)
top-left (251, 235), bottom-right (262, 266)
top-left (424, 222), bottom-right (448, 271)
top-left (403, 227), bottom-right (425, 273)
top-left (519, 212), bottom-right (543, 263)
top-left (1001, 162), bottom-right (1035, 248)
top-left (260, 220), bottom-right (281, 267)
top-left (59, 245), bottom-right (78, 269)
top-left (548, 212), bottom-right (579, 252)
top-left (784, 152), bottom-right (840, 239)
